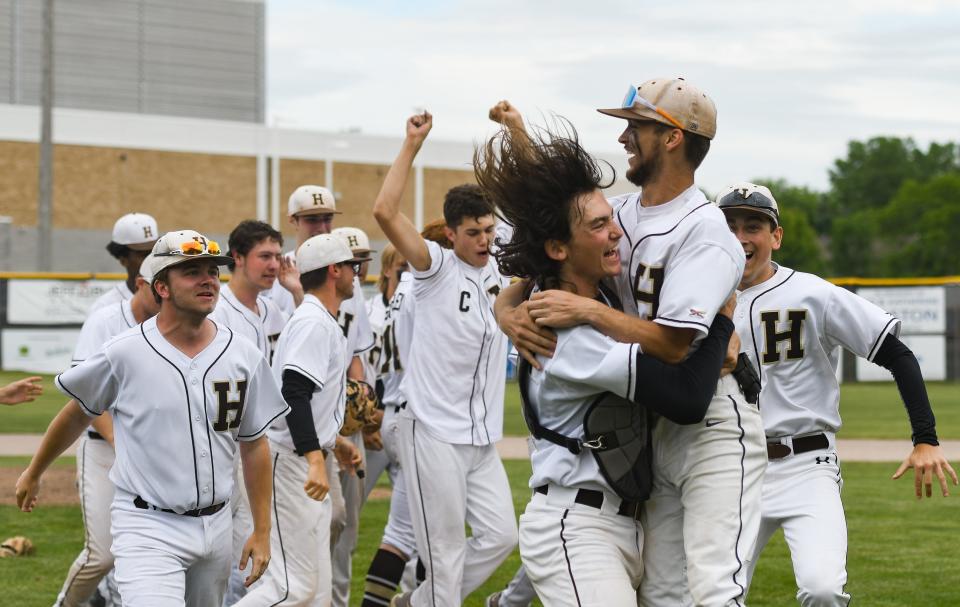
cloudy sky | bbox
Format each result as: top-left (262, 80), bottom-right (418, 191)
top-left (267, 0), bottom-right (960, 194)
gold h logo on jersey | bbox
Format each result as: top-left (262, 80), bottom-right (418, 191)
top-left (212, 380), bottom-right (248, 431)
top-left (760, 310), bottom-right (806, 364)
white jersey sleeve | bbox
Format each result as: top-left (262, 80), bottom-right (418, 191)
top-left (56, 347), bottom-right (121, 417)
top-left (543, 327), bottom-right (640, 401)
top-left (823, 284), bottom-right (901, 361)
top-left (72, 303), bottom-right (128, 364)
top-left (277, 318), bottom-right (340, 390)
top-left (655, 234), bottom-right (743, 335)
top-left (411, 240), bottom-right (455, 296)
top-left (236, 355), bottom-right (289, 441)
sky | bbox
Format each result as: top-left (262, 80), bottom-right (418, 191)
top-left (266, 0), bottom-right (960, 195)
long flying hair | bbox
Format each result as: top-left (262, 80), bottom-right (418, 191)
top-left (474, 119), bottom-right (615, 290)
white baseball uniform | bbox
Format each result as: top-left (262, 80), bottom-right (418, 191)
top-left (55, 317), bottom-right (289, 607)
top-left (211, 283), bottom-right (290, 605)
top-left (397, 239), bottom-right (517, 607)
top-left (235, 294), bottom-right (351, 607)
top-left (54, 299), bottom-right (140, 607)
top-left (736, 264), bottom-right (900, 606)
top-left (89, 282), bottom-right (133, 314)
top-left (609, 186), bottom-right (767, 607)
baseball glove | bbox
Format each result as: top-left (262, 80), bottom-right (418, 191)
top-left (0, 536), bottom-right (34, 558)
top-left (341, 379), bottom-right (381, 436)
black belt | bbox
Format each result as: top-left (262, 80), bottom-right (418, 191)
top-left (133, 495), bottom-right (226, 517)
top-left (766, 433), bottom-right (829, 460)
top-left (535, 485), bottom-right (642, 521)
top-left (87, 431), bottom-right (104, 441)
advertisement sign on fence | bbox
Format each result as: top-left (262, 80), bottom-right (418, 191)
top-left (856, 287), bottom-right (946, 334)
top-left (856, 335), bottom-right (946, 382)
top-left (6, 279), bottom-right (121, 324)
top-left (1, 328), bottom-right (81, 374)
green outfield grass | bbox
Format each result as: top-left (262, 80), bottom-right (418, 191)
top-left (1, 460), bottom-right (958, 606)
top-left (3, 371), bottom-right (959, 440)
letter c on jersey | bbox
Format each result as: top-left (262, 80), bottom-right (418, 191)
top-left (459, 290), bottom-right (471, 313)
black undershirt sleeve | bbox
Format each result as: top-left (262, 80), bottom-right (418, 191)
top-left (870, 333), bottom-right (939, 446)
top-left (630, 315), bottom-right (735, 425)
top-left (281, 369), bottom-right (323, 455)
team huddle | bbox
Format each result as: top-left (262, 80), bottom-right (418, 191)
top-left (14, 76), bottom-right (958, 607)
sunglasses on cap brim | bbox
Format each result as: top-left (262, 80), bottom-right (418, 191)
top-left (621, 85), bottom-right (685, 130)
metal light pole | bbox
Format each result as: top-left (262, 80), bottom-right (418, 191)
top-left (37, 0), bottom-right (54, 271)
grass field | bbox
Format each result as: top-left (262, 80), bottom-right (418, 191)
top-left (1, 459), bottom-right (958, 606)
top-left (3, 371), bottom-right (960, 440)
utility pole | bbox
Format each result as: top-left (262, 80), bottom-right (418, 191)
top-left (37, 0), bottom-right (54, 271)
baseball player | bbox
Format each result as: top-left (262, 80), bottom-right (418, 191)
top-left (330, 226), bottom-right (380, 607)
top-left (493, 81), bottom-right (767, 607)
top-left (476, 117), bottom-right (741, 606)
top-left (233, 234), bottom-right (364, 607)
top-left (17, 229), bottom-right (289, 606)
top-left (211, 220), bottom-right (294, 605)
top-left (373, 112), bottom-right (517, 607)
top-left (51, 255), bottom-right (160, 607)
top-left (717, 183), bottom-right (958, 606)
top-left (90, 212), bottom-right (159, 313)
top-left (0, 376), bottom-right (43, 405)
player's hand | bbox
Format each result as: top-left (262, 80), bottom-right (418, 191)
top-left (334, 437), bottom-right (363, 475)
top-left (488, 100), bottom-right (525, 130)
top-left (406, 112), bottom-right (433, 147)
top-left (363, 429), bottom-right (384, 451)
top-left (15, 470), bottom-right (41, 512)
top-left (303, 458), bottom-right (330, 501)
top-left (528, 289), bottom-right (600, 330)
top-left (892, 443), bottom-right (958, 499)
top-left (278, 255), bottom-right (302, 296)
top-left (720, 331), bottom-right (741, 377)
top-left (497, 299), bottom-right (556, 370)
top-left (0, 376), bottom-right (44, 406)
top-left (239, 530), bottom-right (271, 587)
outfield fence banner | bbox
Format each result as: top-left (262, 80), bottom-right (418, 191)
top-left (856, 334), bottom-right (947, 382)
top-left (1, 328), bottom-right (81, 374)
top-left (856, 287), bottom-right (946, 334)
top-left (7, 279), bottom-right (121, 325)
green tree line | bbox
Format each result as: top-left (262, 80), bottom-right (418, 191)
top-left (728, 137), bottom-right (960, 278)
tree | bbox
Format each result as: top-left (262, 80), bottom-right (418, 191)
top-left (876, 173), bottom-right (960, 276)
top-left (776, 206), bottom-right (827, 276)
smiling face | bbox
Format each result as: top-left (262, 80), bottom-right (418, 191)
top-left (446, 214), bottom-right (497, 268)
top-left (724, 209), bottom-right (782, 289)
top-left (157, 258), bottom-right (222, 316)
top-left (618, 119), bottom-right (667, 187)
top-left (235, 238), bottom-right (282, 291)
top-left (553, 190), bottom-right (623, 293)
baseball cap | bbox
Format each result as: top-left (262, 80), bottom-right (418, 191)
top-left (297, 234), bottom-right (365, 274)
top-left (288, 185), bottom-right (342, 217)
top-left (111, 213), bottom-right (159, 250)
top-left (150, 230), bottom-right (234, 274)
top-left (138, 253), bottom-right (159, 282)
top-left (332, 227), bottom-right (375, 259)
top-left (716, 183), bottom-right (779, 227)
top-left (597, 77), bottom-right (718, 140)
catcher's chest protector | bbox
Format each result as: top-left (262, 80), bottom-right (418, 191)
top-left (518, 360), bottom-right (654, 502)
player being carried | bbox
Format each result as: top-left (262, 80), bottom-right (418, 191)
top-left (374, 111), bottom-right (518, 607)
top-left (17, 230), bottom-right (289, 606)
top-left (476, 111), bottom-right (744, 605)
top-left (717, 182), bottom-right (958, 606)
top-left (494, 79), bottom-right (767, 607)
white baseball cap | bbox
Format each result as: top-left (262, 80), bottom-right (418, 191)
top-left (150, 229), bottom-right (234, 274)
top-left (297, 234), bottom-right (364, 274)
top-left (288, 185), bottom-right (342, 217)
top-left (111, 213), bottom-right (159, 250)
top-left (332, 227), bottom-right (375, 259)
top-left (138, 253), bottom-right (159, 282)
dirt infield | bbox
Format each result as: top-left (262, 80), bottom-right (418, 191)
top-left (0, 465), bottom-right (393, 507)
top-left (0, 467), bottom-right (78, 506)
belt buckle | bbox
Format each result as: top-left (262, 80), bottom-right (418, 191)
top-left (766, 436), bottom-right (793, 460)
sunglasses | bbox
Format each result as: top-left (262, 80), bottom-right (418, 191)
top-left (621, 85), bottom-right (684, 130)
top-left (338, 261), bottom-right (363, 274)
top-left (156, 238), bottom-right (222, 257)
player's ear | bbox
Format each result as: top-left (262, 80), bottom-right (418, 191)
top-left (544, 239), bottom-right (567, 262)
top-left (771, 225), bottom-right (784, 251)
